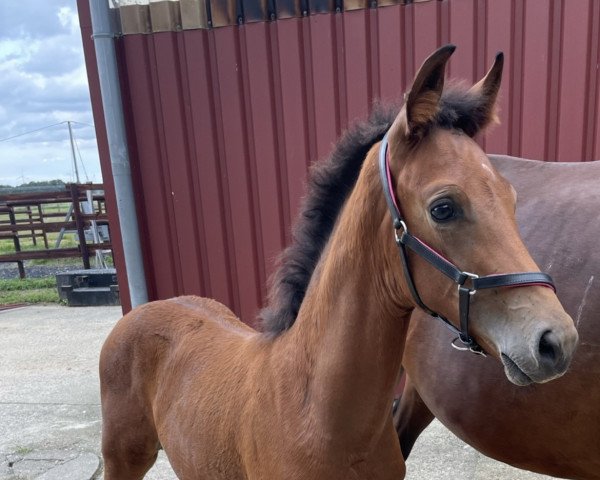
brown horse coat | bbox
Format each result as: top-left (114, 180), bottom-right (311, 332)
top-left (99, 46), bottom-right (577, 480)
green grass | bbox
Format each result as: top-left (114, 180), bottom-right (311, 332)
top-left (0, 229), bottom-right (85, 265)
top-left (0, 278), bottom-right (61, 305)
top-left (0, 278), bottom-right (56, 291)
top-left (0, 232), bottom-right (79, 253)
top-left (0, 204), bottom-right (112, 305)
top-left (0, 289), bottom-right (60, 304)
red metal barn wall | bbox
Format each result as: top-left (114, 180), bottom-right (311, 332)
top-left (78, 0), bottom-right (600, 319)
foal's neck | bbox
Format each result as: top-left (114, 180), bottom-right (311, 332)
top-left (279, 147), bottom-right (412, 447)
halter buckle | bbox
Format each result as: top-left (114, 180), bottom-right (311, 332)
top-left (451, 337), bottom-right (487, 356)
top-left (460, 271), bottom-right (479, 295)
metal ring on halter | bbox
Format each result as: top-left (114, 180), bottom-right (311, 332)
top-left (451, 337), bottom-right (487, 356)
top-left (461, 271), bottom-right (479, 295)
top-left (394, 220), bottom-right (408, 243)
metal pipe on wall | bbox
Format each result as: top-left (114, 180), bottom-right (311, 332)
top-left (88, 0), bottom-right (148, 307)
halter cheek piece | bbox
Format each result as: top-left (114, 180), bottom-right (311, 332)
top-left (378, 133), bottom-right (556, 356)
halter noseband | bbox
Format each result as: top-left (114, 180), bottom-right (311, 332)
top-left (378, 133), bottom-right (556, 355)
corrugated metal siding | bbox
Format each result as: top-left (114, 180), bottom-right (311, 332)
top-left (79, 0), bottom-right (600, 319)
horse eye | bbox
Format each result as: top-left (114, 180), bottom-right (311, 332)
top-left (430, 201), bottom-right (456, 222)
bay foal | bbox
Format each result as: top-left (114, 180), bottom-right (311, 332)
top-left (100, 46), bottom-right (577, 479)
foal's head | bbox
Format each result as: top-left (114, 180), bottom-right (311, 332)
top-left (384, 45), bottom-right (578, 385)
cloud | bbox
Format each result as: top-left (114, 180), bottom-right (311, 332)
top-left (0, 1), bottom-right (101, 186)
top-left (0, 1), bottom-right (72, 40)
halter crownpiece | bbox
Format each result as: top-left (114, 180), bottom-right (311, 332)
top-left (378, 133), bottom-right (556, 355)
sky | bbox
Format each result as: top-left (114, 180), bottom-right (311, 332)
top-left (0, 0), bottom-right (101, 186)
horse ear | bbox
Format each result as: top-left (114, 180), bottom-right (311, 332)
top-left (468, 52), bottom-right (504, 129)
top-left (401, 44), bottom-right (456, 138)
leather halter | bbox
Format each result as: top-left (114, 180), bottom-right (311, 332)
top-left (378, 133), bottom-right (556, 355)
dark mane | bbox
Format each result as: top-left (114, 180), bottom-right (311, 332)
top-left (260, 85), bottom-right (492, 335)
top-left (259, 103), bottom-right (398, 334)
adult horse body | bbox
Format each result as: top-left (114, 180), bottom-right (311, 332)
top-left (397, 156), bottom-right (600, 479)
top-left (99, 46), bottom-right (577, 479)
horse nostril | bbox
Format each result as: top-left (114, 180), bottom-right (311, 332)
top-left (538, 330), bottom-right (559, 365)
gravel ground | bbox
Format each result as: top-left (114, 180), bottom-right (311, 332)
top-left (0, 261), bottom-right (85, 280)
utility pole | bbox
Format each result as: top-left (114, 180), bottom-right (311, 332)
top-left (67, 121), bottom-right (80, 184)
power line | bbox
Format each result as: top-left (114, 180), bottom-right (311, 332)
top-left (0, 120), bottom-right (96, 143)
top-left (0, 122), bottom-right (66, 143)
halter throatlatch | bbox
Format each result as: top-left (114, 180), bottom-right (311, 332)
top-left (378, 133), bottom-right (556, 355)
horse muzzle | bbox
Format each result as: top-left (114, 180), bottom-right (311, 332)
top-left (500, 320), bottom-right (579, 386)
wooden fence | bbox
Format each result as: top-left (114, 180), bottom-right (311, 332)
top-left (0, 184), bottom-right (112, 278)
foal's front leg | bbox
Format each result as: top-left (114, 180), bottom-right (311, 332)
top-left (100, 382), bottom-right (162, 479)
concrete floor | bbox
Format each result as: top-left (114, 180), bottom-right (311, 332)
top-left (0, 305), bottom-right (557, 479)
